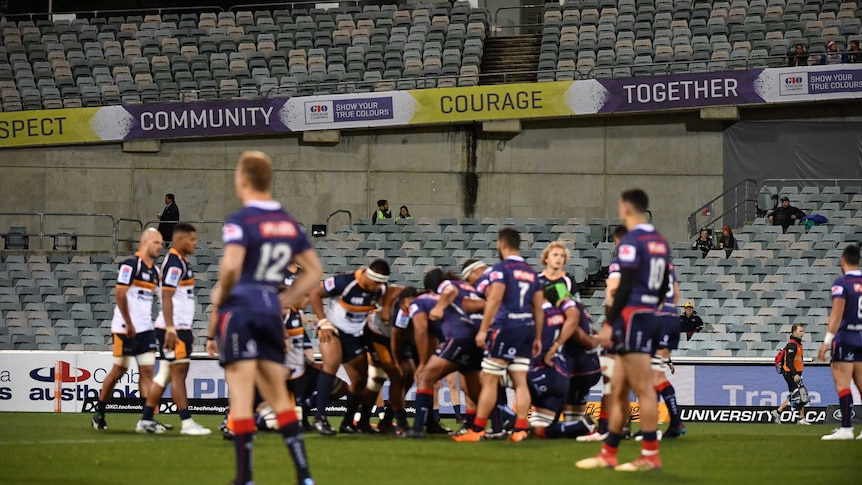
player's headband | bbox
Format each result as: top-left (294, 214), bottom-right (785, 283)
top-left (460, 261), bottom-right (487, 280)
top-left (365, 268), bottom-right (389, 283)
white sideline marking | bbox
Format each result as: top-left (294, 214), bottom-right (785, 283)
top-left (0, 437), bottom-right (193, 446)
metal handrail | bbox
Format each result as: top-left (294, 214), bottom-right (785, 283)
top-left (0, 5), bottom-right (224, 22)
top-left (492, 4), bottom-right (545, 36)
top-left (325, 209), bottom-right (352, 232)
top-left (228, 1), bottom-right (362, 13)
top-left (115, 217), bottom-right (143, 252)
top-left (687, 179), bottom-right (757, 238)
top-left (143, 220), bottom-right (226, 236)
top-left (0, 212), bottom-right (116, 251)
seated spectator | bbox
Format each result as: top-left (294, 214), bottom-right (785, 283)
top-left (679, 301), bottom-right (704, 341)
top-left (787, 44), bottom-right (809, 67)
top-left (768, 196), bottom-right (806, 233)
top-left (371, 199), bottom-right (392, 225)
top-left (821, 40), bottom-right (842, 65)
top-left (692, 228), bottom-right (713, 258)
top-left (844, 41), bottom-right (860, 64)
top-left (396, 205), bottom-right (412, 222)
top-left (718, 225), bottom-right (737, 258)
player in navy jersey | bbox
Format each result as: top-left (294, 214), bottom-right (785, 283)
top-left (652, 260), bottom-right (685, 438)
top-left (309, 260), bottom-right (390, 435)
top-left (819, 244), bottom-right (862, 440)
top-left (406, 269), bottom-right (484, 438)
top-left (577, 189), bottom-right (669, 472)
top-left (206, 151), bottom-right (322, 485)
top-left (454, 228), bottom-right (544, 443)
top-left (92, 228), bottom-right (162, 431)
top-left (530, 283), bottom-right (599, 439)
top-left (539, 240), bottom-right (579, 300)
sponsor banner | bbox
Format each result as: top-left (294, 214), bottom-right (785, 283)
top-left (824, 404), bottom-right (862, 425)
top-left (408, 82), bottom-right (575, 124)
top-left (692, 364), bottom-right (861, 407)
top-left (2, 65), bottom-right (862, 149)
top-left (681, 406), bottom-right (827, 424)
top-left (81, 397), bottom-right (228, 415)
top-left (586, 402), bottom-right (671, 423)
top-left (0, 107), bottom-right (103, 148)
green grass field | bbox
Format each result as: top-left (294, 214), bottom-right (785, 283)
top-left (0, 413), bottom-right (860, 485)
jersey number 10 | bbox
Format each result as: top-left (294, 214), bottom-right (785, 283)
top-left (254, 242), bottom-right (293, 283)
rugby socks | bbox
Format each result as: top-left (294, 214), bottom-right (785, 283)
top-left (601, 432), bottom-right (622, 456)
top-left (141, 405), bottom-right (155, 421)
top-left (514, 418), bottom-right (529, 433)
top-left (496, 388), bottom-right (516, 425)
top-left (413, 389), bottom-right (434, 431)
top-left (342, 392), bottom-right (362, 427)
top-left (96, 400), bottom-right (107, 414)
top-left (277, 410), bottom-right (312, 483)
top-left (471, 416), bottom-right (488, 433)
top-left (454, 404), bottom-right (463, 422)
top-left (232, 418), bottom-right (256, 485)
top-left (314, 372), bottom-right (336, 420)
top-left (394, 408), bottom-right (409, 428)
top-left (640, 431), bottom-right (660, 456)
top-left (491, 407), bottom-right (503, 433)
top-left (597, 410), bottom-right (609, 434)
top-left (464, 409), bottom-right (476, 428)
top-left (179, 409), bottom-right (192, 422)
top-left (544, 419), bottom-right (592, 439)
top-left (839, 388), bottom-right (853, 428)
top-left (657, 381), bottom-right (682, 427)
top-left (431, 409), bottom-right (440, 423)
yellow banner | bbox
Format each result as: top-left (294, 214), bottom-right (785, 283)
top-left (408, 81), bottom-right (575, 124)
top-left (0, 107), bottom-right (104, 148)
top-left (585, 402), bottom-right (671, 424)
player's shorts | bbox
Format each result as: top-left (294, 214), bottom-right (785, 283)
top-left (567, 372), bottom-right (601, 407)
top-left (113, 330), bottom-right (157, 358)
top-left (612, 306), bottom-right (662, 355)
top-left (155, 328), bottom-right (193, 361)
top-left (337, 331), bottom-right (367, 363)
top-left (216, 309), bottom-right (285, 367)
top-left (365, 331), bottom-right (394, 367)
top-left (436, 338), bottom-right (483, 371)
top-left (832, 331), bottom-right (862, 363)
top-left (656, 312), bottom-right (680, 351)
top-left (285, 335), bottom-right (306, 379)
top-left (487, 325), bottom-right (534, 361)
top-left (528, 367), bottom-right (569, 412)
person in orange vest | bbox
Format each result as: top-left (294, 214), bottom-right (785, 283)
top-left (771, 324), bottom-right (811, 425)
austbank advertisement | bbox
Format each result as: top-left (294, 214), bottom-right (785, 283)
top-left (2, 352), bottom-right (861, 423)
top-left (1, 64), bottom-right (860, 148)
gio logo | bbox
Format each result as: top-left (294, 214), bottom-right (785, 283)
top-left (309, 105), bottom-right (328, 113)
top-left (784, 76), bottom-right (804, 85)
top-left (30, 361), bottom-right (91, 383)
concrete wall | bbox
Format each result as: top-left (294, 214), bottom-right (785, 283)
top-left (0, 114), bottom-right (725, 250)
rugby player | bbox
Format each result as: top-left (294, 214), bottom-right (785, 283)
top-left (819, 244), bottom-right (862, 440)
top-left (206, 151), bottom-right (322, 485)
top-left (530, 282), bottom-right (599, 439)
top-left (453, 228), bottom-right (543, 443)
top-left (577, 189), bottom-right (670, 471)
top-left (136, 223), bottom-right (210, 435)
top-left (310, 260), bottom-right (390, 435)
top-left (92, 228), bottom-right (162, 431)
top-left (539, 240), bottom-right (578, 299)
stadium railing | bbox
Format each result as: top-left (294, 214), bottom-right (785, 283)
top-left (687, 179), bottom-right (758, 239)
top-left (0, 212), bottom-right (117, 252)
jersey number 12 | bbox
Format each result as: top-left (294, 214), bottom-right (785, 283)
top-left (254, 242), bottom-right (293, 283)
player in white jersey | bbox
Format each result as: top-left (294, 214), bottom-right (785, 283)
top-left (92, 228), bottom-right (162, 430)
top-left (136, 223), bottom-right (211, 435)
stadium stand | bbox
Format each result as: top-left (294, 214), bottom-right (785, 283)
top-left (0, 1), bottom-right (488, 108)
top-left (0, 185), bottom-right (859, 357)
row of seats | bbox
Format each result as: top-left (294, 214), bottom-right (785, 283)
top-left (0, 1), bottom-right (487, 110)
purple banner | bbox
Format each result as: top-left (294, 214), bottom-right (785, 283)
top-left (807, 69), bottom-right (862, 95)
top-left (597, 69), bottom-right (765, 113)
top-left (303, 97), bottom-right (394, 125)
top-left (123, 99), bottom-right (289, 139)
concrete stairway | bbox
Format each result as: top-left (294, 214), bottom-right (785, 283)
top-left (479, 34), bottom-right (542, 85)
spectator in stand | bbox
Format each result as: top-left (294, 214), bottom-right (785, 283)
top-left (156, 193), bottom-right (180, 243)
top-left (679, 301), bottom-right (704, 341)
top-left (717, 225), bottom-right (737, 258)
top-left (371, 199), bottom-right (392, 225)
top-left (396, 205), bottom-right (412, 222)
top-left (844, 41), bottom-right (860, 64)
top-left (692, 228), bottom-right (713, 258)
top-left (768, 196), bottom-right (806, 234)
top-left (787, 44), bottom-right (809, 67)
top-left (821, 40), bottom-right (842, 65)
